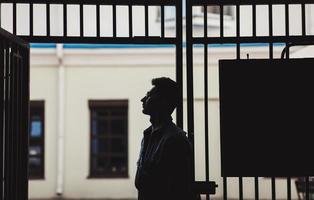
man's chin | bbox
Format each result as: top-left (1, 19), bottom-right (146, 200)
top-left (142, 109), bottom-right (150, 115)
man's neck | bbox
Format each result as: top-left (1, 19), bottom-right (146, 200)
top-left (149, 114), bottom-right (172, 131)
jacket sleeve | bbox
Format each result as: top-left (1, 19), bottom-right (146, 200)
top-left (163, 134), bottom-right (195, 200)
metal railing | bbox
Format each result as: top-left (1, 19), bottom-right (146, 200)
top-left (0, 27), bottom-right (29, 200)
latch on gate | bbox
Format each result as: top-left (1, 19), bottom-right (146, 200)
top-left (193, 181), bottom-right (218, 195)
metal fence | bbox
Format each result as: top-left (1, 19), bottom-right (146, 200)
top-left (0, 27), bottom-right (29, 200)
top-left (1, 0), bottom-right (314, 199)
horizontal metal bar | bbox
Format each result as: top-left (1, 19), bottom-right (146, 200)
top-left (193, 36), bottom-right (314, 44)
top-left (191, 0), bottom-right (314, 5)
top-left (18, 36), bottom-right (179, 44)
top-left (0, 0), bottom-right (177, 6)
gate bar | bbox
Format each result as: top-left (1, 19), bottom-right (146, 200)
top-left (301, 3), bottom-right (306, 36)
top-left (80, 3), bottom-right (84, 38)
top-left (271, 178), bottom-right (276, 200)
top-left (30, 3), bottom-right (33, 36)
top-left (203, 6), bottom-right (210, 200)
top-left (113, 5), bottom-right (117, 37)
top-left (64, 4), bottom-right (67, 37)
top-left (46, 4), bottom-right (50, 36)
top-left (0, 41), bottom-right (3, 200)
top-left (239, 177), bottom-right (243, 200)
top-left (255, 177), bottom-right (259, 200)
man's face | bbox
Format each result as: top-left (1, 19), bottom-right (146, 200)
top-left (141, 87), bottom-right (161, 115)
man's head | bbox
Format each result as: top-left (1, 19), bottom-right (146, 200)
top-left (141, 77), bottom-right (180, 116)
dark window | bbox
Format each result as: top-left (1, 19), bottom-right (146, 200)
top-left (89, 100), bottom-right (128, 178)
top-left (29, 101), bottom-right (45, 179)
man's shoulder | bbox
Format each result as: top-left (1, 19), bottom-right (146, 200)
top-left (163, 123), bottom-right (190, 145)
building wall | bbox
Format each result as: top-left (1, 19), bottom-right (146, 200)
top-left (28, 45), bottom-right (303, 199)
top-left (29, 50), bottom-right (59, 198)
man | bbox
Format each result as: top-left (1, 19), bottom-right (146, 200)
top-left (135, 77), bottom-right (195, 200)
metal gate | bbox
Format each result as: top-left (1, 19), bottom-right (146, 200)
top-left (1, 0), bottom-right (314, 199)
top-left (185, 0), bottom-right (314, 200)
top-left (0, 28), bottom-right (29, 199)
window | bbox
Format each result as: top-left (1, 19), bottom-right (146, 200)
top-left (29, 101), bottom-right (45, 179)
top-left (202, 6), bottom-right (233, 17)
top-left (156, 3), bottom-right (234, 27)
top-left (89, 100), bottom-right (128, 178)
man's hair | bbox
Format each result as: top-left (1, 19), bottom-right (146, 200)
top-left (152, 77), bottom-right (180, 114)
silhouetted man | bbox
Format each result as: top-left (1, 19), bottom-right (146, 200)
top-left (135, 77), bottom-right (195, 200)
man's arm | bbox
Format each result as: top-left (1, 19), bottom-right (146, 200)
top-left (163, 134), bottom-right (194, 200)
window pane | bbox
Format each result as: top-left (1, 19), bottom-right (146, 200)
top-left (111, 138), bottom-right (126, 153)
top-left (91, 156), bottom-right (110, 173)
top-left (110, 108), bottom-right (126, 116)
top-left (92, 112), bottom-right (108, 137)
top-left (111, 156), bottom-right (127, 173)
top-left (111, 119), bottom-right (126, 135)
top-left (92, 138), bottom-right (109, 154)
top-left (29, 146), bottom-right (42, 156)
top-left (31, 120), bottom-right (42, 137)
top-left (29, 157), bottom-right (42, 175)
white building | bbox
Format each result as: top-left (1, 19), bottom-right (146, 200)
top-left (1, 3), bottom-right (313, 199)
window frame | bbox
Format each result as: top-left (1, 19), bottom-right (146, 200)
top-left (88, 100), bottom-right (129, 179)
top-left (28, 100), bottom-right (45, 180)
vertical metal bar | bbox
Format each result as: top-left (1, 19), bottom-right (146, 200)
top-left (14, 54), bottom-right (20, 200)
top-left (239, 177), bottom-right (243, 200)
top-left (176, 0), bottom-right (183, 129)
top-left (0, 41), bottom-right (3, 200)
top-left (269, 4), bottom-right (273, 59)
top-left (220, 4), bottom-right (224, 37)
top-left (252, 4), bottom-right (256, 37)
top-left (145, 5), bottom-right (149, 37)
top-left (4, 45), bottom-right (12, 200)
top-left (10, 50), bottom-right (16, 200)
top-left (236, 4), bottom-right (240, 59)
top-left (3, 45), bottom-right (9, 200)
top-left (0, 3), bottom-right (2, 27)
top-left (30, 3), bottom-right (33, 36)
top-left (13, 3), bottom-right (16, 35)
top-left (21, 46), bottom-right (29, 199)
top-left (255, 177), bottom-right (259, 200)
top-left (80, 3), bottom-right (84, 37)
top-left (285, 3), bottom-right (290, 59)
top-left (306, 176), bottom-right (310, 200)
top-left (128, 4), bottom-right (132, 37)
top-left (285, 4), bottom-right (289, 36)
top-left (18, 55), bottom-right (23, 200)
top-left (301, 3), bottom-right (306, 36)
top-left (63, 4), bottom-right (67, 37)
top-left (113, 5), bottom-right (117, 37)
top-left (96, 4), bottom-right (100, 37)
top-left (271, 177), bottom-right (276, 200)
top-left (203, 5), bottom-right (209, 200)
top-left (46, 3), bottom-right (50, 36)
top-left (8, 47), bottom-right (14, 200)
top-left (223, 177), bottom-right (228, 200)
top-left (161, 5), bottom-right (165, 37)
top-left (287, 177), bottom-right (291, 200)
top-left (186, 0), bottom-right (194, 182)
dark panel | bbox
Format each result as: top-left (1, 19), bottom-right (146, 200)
top-left (219, 59), bottom-right (314, 177)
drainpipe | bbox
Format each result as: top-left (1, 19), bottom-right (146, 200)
top-left (56, 43), bottom-right (65, 196)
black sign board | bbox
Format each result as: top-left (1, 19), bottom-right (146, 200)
top-left (219, 58), bottom-right (314, 177)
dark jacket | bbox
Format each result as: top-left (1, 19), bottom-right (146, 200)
top-left (135, 120), bottom-right (195, 200)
